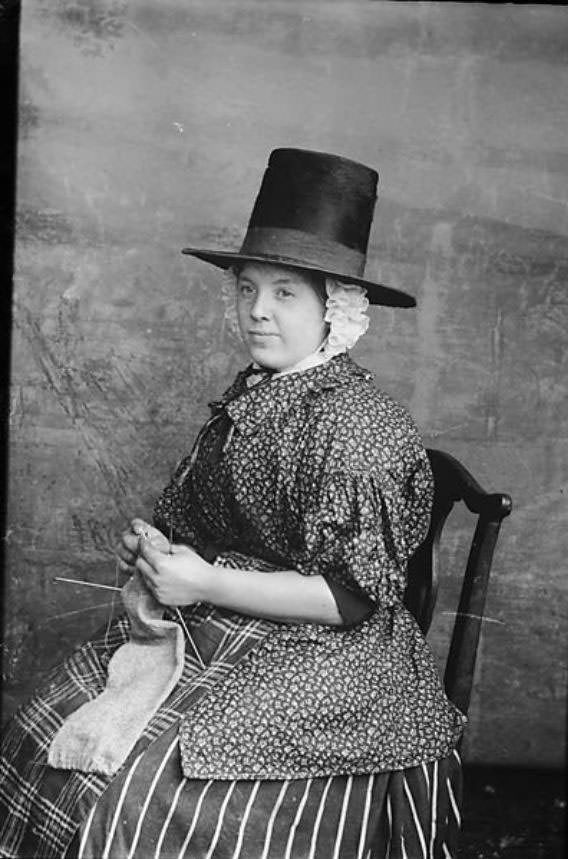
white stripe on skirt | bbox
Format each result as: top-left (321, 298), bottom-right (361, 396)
top-left (127, 736), bottom-right (179, 859)
top-left (260, 780), bottom-right (290, 859)
top-left (331, 775), bottom-right (353, 859)
top-left (421, 762), bottom-right (431, 797)
top-left (403, 775), bottom-right (428, 859)
top-left (446, 776), bottom-right (461, 827)
top-left (401, 829), bottom-right (409, 859)
top-left (76, 804), bottom-right (97, 859)
top-left (356, 773), bottom-right (375, 859)
top-left (284, 778), bottom-right (313, 859)
top-left (203, 781), bottom-right (237, 859)
top-left (308, 776), bottom-right (333, 859)
top-left (386, 794), bottom-right (393, 859)
top-left (154, 776), bottom-right (187, 859)
top-left (102, 753), bottom-right (144, 859)
top-left (429, 760), bottom-right (439, 859)
top-left (230, 780), bottom-right (261, 859)
top-left (177, 779), bottom-right (213, 859)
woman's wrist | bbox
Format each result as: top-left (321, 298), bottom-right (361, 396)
top-left (176, 551), bottom-right (217, 606)
top-left (204, 563), bottom-right (229, 607)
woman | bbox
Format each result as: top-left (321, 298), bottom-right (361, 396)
top-left (0, 149), bottom-right (465, 858)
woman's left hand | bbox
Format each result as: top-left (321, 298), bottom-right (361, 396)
top-left (135, 538), bottom-right (213, 606)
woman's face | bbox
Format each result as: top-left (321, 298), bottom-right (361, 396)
top-left (236, 263), bottom-right (328, 372)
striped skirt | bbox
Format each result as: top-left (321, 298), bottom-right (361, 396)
top-left (66, 722), bottom-right (461, 859)
top-left (1, 607), bottom-right (462, 859)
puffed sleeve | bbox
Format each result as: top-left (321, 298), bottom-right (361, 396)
top-left (294, 444), bottom-right (433, 607)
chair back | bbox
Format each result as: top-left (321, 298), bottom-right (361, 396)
top-left (405, 448), bottom-right (512, 716)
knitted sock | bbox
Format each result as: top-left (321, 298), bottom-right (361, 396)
top-left (47, 571), bottom-right (185, 776)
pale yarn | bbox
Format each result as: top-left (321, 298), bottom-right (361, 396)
top-left (48, 572), bottom-right (185, 776)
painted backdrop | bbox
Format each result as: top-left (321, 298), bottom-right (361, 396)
top-left (5, 0), bottom-right (568, 767)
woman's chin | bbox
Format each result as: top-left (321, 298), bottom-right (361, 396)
top-left (247, 344), bottom-right (282, 370)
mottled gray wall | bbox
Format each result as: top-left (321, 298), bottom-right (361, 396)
top-left (5, 0), bottom-right (567, 766)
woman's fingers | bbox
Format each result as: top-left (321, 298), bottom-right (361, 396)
top-left (130, 519), bottom-right (157, 539)
top-left (120, 530), bottom-right (139, 555)
top-left (135, 553), bottom-right (160, 594)
top-left (116, 524), bottom-right (170, 585)
top-left (117, 548), bottom-right (137, 575)
top-left (116, 531), bottom-right (140, 579)
top-left (130, 519), bottom-right (171, 553)
top-left (117, 540), bottom-right (136, 559)
top-left (118, 519), bottom-right (161, 561)
top-left (130, 516), bottom-right (150, 534)
top-left (116, 519), bottom-right (164, 579)
top-left (138, 525), bottom-right (170, 553)
top-left (117, 558), bottom-right (136, 576)
top-left (137, 538), bottom-right (166, 569)
top-left (135, 539), bottom-right (208, 606)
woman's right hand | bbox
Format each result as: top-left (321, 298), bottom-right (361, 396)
top-left (116, 518), bottom-right (170, 576)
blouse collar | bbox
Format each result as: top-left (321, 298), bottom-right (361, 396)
top-left (212, 353), bottom-right (372, 437)
top-left (262, 341), bottom-right (331, 380)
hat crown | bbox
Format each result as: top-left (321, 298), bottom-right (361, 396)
top-left (181, 147), bottom-right (416, 307)
top-left (247, 148), bottom-right (378, 255)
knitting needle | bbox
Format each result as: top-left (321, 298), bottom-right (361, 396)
top-left (53, 576), bottom-right (121, 592)
top-left (55, 527), bottom-right (206, 669)
top-left (54, 577), bottom-right (206, 668)
top-left (163, 523), bottom-right (206, 670)
top-left (174, 607), bottom-right (206, 669)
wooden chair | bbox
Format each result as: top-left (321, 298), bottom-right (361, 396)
top-left (405, 448), bottom-right (512, 717)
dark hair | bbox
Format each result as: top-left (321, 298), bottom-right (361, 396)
top-left (310, 273), bottom-right (328, 306)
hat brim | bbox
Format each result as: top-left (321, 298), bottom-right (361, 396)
top-left (181, 247), bottom-right (416, 308)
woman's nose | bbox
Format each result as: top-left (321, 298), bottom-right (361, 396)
top-left (250, 293), bottom-right (270, 319)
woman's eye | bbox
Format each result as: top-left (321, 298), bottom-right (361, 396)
top-left (238, 283), bottom-right (255, 296)
top-left (277, 288), bottom-right (295, 299)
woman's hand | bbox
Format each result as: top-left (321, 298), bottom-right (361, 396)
top-left (135, 539), bottom-right (213, 606)
top-left (116, 518), bottom-right (170, 576)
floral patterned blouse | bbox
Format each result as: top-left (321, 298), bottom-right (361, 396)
top-left (153, 353), bottom-right (466, 779)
